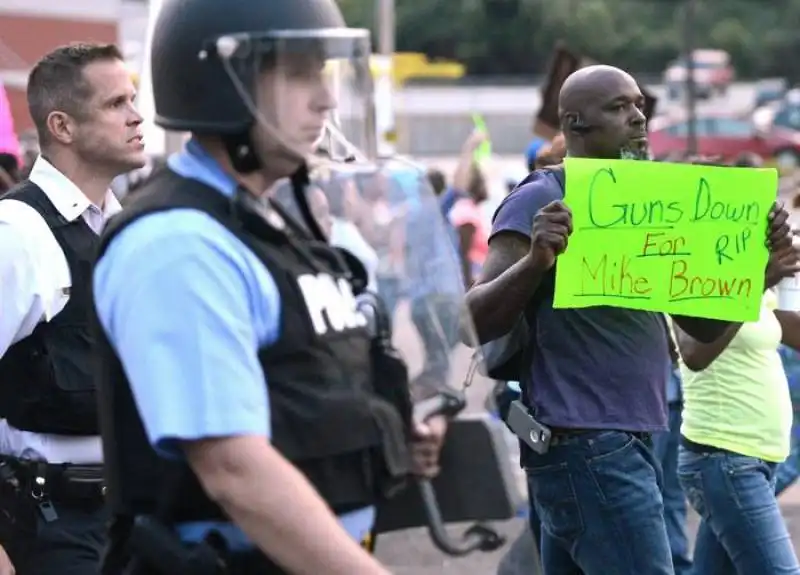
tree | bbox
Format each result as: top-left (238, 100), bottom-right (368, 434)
top-left (337, 0), bottom-right (800, 81)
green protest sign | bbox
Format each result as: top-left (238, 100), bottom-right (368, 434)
top-left (552, 158), bottom-right (777, 321)
top-left (471, 113), bottom-right (492, 163)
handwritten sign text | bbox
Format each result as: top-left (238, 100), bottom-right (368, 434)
top-left (552, 158), bottom-right (777, 321)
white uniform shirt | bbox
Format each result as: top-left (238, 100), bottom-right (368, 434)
top-left (0, 156), bottom-right (121, 463)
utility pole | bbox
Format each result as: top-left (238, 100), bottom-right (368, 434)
top-left (684, 0), bottom-right (698, 156)
top-left (376, 0), bottom-right (395, 55)
top-left (374, 0), bottom-right (397, 156)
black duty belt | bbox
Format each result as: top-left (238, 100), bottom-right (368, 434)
top-left (0, 455), bottom-right (104, 506)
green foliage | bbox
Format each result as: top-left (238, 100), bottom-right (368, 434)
top-left (339, 0), bottom-right (800, 80)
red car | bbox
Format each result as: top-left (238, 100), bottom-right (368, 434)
top-left (648, 116), bottom-right (800, 168)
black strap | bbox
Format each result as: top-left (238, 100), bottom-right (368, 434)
top-left (154, 466), bottom-right (186, 525)
top-left (290, 165), bottom-right (327, 242)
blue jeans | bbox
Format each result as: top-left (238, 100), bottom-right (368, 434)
top-left (678, 448), bottom-right (800, 575)
top-left (651, 403), bottom-right (692, 575)
top-left (525, 430), bottom-right (673, 575)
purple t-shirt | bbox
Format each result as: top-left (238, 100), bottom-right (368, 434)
top-left (492, 170), bottom-right (668, 432)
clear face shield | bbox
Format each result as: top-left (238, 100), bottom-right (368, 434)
top-left (271, 158), bottom-right (483, 400)
top-left (216, 29), bottom-right (376, 166)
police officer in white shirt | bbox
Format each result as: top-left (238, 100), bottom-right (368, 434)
top-left (0, 42), bottom-right (145, 575)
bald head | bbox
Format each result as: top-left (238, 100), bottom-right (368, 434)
top-left (558, 65), bottom-right (637, 117)
top-left (556, 65), bottom-right (647, 160)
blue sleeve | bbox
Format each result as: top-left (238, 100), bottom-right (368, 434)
top-left (93, 210), bottom-right (281, 459)
top-left (490, 172), bottom-right (564, 242)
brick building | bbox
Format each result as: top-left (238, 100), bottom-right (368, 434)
top-left (0, 0), bottom-right (130, 135)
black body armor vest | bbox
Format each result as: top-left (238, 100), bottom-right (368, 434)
top-left (95, 170), bottom-right (412, 527)
top-left (0, 181), bottom-right (99, 435)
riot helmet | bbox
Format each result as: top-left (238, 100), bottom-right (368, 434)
top-left (150, 0), bottom-right (375, 175)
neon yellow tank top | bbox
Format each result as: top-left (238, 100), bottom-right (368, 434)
top-left (679, 293), bottom-right (792, 462)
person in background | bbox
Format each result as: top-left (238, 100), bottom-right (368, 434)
top-left (15, 130), bottom-right (39, 181)
top-left (653, 320), bottom-right (692, 575)
top-left (776, 344), bottom-right (800, 496)
top-left (438, 131), bottom-right (484, 223)
top-left (675, 281), bottom-right (800, 574)
top-left (468, 63), bottom-right (794, 575)
top-left (426, 167), bottom-right (447, 199)
top-left (532, 133), bottom-right (566, 171)
top-left (524, 137), bottom-right (548, 172)
top-left (0, 42), bottom-right (144, 575)
top-left (358, 170), bottom-right (407, 317)
top-left (323, 175), bottom-right (380, 292)
top-left (393, 167), bottom-right (463, 400)
top-left (449, 131), bottom-right (490, 287)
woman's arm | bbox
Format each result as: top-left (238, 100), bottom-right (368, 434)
top-left (775, 310), bottom-right (800, 352)
top-left (452, 131), bottom-right (485, 193)
top-left (673, 321), bottom-right (743, 372)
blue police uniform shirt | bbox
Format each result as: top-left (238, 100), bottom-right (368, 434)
top-left (93, 139), bottom-right (375, 551)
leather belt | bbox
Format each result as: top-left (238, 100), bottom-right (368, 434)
top-left (549, 428), bottom-right (652, 447)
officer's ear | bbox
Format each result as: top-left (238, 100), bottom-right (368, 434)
top-left (336, 247), bottom-right (369, 294)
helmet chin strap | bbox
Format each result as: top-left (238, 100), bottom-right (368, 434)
top-left (222, 131), bottom-right (261, 174)
top-left (222, 116), bottom-right (366, 243)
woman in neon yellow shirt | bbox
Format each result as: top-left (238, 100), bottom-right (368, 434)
top-left (675, 285), bottom-right (800, 574)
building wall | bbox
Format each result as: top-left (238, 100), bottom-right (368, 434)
top-left (0, 3), bottom-right (120, 134)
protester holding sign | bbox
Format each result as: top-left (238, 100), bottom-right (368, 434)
top-left (674, 284), bottom-right (800, 574)
top-left (466, 64), bottom-right (795, 574)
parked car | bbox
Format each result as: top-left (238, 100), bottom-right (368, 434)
top-left (754, 78), bottom-right (789, 110)
top-left (763, 89), bottom-right (800, 133)
top-left (663, 49), bottom-right (734, 100)
top-left (649, 116), bottom-right (800, 168)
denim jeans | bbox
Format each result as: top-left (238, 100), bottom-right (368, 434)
top-left (525, 430), bottom-right (673, 575)
top-left (651, 403), bottom-right (692, 575)
top-left (678, 447), bottom-right (800, 575)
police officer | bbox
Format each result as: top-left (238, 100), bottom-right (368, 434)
top-left (0, 42), bottom-right (144, 575)
top-left (92, 1), bottom-right (448, 574)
